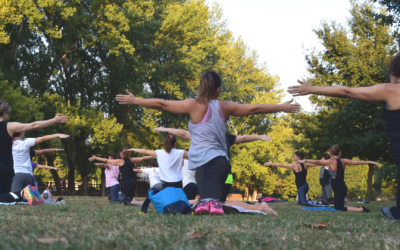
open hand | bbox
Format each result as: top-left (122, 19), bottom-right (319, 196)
top-left (116, 90), bottom-right (136, 105)
top-left (370, 161), bottom-right (380, 166)
top-left (280, 99), bottom-right (301, 113)
top-left (55, 148), bottom-right (64, 152)
top-left (264, 161), bottom-right (273, 167)
top-left (54, 114), bottom-right (68, 123)
top-left (287, 80), bottom-right (313, 96)
top-left (58, 134), bottom-right (70, 139)
top-left (260, 135), bottom-right (273, 141)
top-left (54, 168), bottom-right (61, 171)
top-left (88, 155), bottom-right (97, 162)
top-left (153, 127), bottom-right (167, 132)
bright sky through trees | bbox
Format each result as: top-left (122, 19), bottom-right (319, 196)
top-left (210, 0), bottom-right (352, 111)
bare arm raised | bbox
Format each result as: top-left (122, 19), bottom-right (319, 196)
top-left (153, 127), bottom-right (191, 141)
top-left (234, 135), bottom-right (272, 144)
top-left (342, 159), bottom-right (380, 167)
top-left (36, 164), bottom-right (61, 171)
top-left (130, 156), bottom-right (156, 164)
top-left (264, 161), bottom-right (297, 170)
top-left (7, 114), bottom-right (68, 138)
top-left (34, 134), bottom-right (70, 146)
top-left (33, 148), bottom-right (64, 157)
top-left (88, 155), bottom-right (124, 166)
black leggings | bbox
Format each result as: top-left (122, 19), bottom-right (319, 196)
top-left (0, 170), bottom-right (13, 194)
top-left (183, 182), bottom-right (198, 200)
top-left (122, 178), bottom-right (136, 199)
top-left (196, 156), bottom-right (230, 201)
top-left (221, 183), bottom-right (232, 202)
top-left (162, 180), bottom-right (183, 189)
top-left (331, 180), bottom-right (348, 211)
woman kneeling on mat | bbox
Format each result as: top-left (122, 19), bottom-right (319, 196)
top-left (265, 151), bottom-right (319, 205)
top-left (297, 145), bottom-right (380, 212)
top-left (89, 148), bottom-right (154, 203)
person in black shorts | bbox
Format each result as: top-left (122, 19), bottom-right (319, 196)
top-left (89, 148), bottom-right (154, 203)
top-left (298, 145), bottom-right (379, 212)
top-left (288, 54), bottom-right (400, 218)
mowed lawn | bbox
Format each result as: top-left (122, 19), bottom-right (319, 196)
top-left (0, 197), bottom-right (399, 250)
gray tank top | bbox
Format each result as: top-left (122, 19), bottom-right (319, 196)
top-left (188, 100), bottom-right (228, 170)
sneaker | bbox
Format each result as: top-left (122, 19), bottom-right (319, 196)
top-left (382, 207), bottom-right (398, 219)
top-left (22, 185), bottom-right (36, 205)
top-left (209, 199), bottom-right (224, 216)
top-left (362, 206), bottom-right (370, 212)
top-left (194, 199), bottom-right (209, 215)
top-left (31, 186), bottom-right (43, 205)
top-left (364, 198), bottom-right (370, 203)
top-left (357, 198), bottom-right (365, 203)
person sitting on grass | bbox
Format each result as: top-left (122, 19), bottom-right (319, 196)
top-left (93, 153), bottom-right (122, 204)
top-left (89, 148), bottom-right (154, 203)
top-left (124, 135), bottom-right (187, 189)
top-left (297, 145), bottom-right (380, 212)
top-left (264, 151), bottom-right (320, 206)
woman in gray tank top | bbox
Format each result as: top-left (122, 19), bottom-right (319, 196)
top-left (117, 71), bottom-right (300, 215)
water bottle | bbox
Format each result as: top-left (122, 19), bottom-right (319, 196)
top-left (118, 191), bottom-right (122, 201)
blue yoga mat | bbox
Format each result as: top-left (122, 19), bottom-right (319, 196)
top-left (301, 206), bottom-right (340, 212)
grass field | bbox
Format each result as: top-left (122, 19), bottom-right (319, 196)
top-left (0, 197), bottom-right (399, 250)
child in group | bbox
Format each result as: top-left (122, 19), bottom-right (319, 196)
top-left (94, 153), bottom-right (121, 204)
top-left (134, 160), bottom-right (162, 191)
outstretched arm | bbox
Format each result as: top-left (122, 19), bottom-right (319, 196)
top-left (264, 161), bottom-right (296, 170)
top-left (342, 159), bottom-right (380, 166)
top-left (153, 127), bottom-right (191, 141)
top-left (36, 164), bottom-right (61, 171)
top-left (126, 148), bottom-right (157, 157)
top-left (88, 155), bottom-right (124, 166)
top-left (234, 135), bottom-right (272, 144)
top-left (34, 134), bottom-right (70, 146)
top-left (94, 163), bottom-right (110, 169)
top-left (297, 159), bottom-right (336, 168)
top-left (288, 80), bottom-right (391, 102)
top-left (116, 90), bottom-right (195, 115)
top-left (130, 156), bottom-right (155, 163)
top-left (7, 114), bottom-right (68, 136)
top-left (222, 99), bottom-right (301, 117)
top-left (33, 148), bottom-right (64, 157)
top-left (133, 169), bottom-right (144, 173)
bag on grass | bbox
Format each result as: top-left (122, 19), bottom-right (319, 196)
top-left (141, 187), bottom-right (192, 215)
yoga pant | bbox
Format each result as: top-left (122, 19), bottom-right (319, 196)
top-left (196, 156), bottom-right (230, 201)
top-left (0, 170), bottom-right (13, 194)
top-left (11, 173), bottom-right (33, 193)
top-left (183, 182), bottom-right (198, 200)
top-left (297, 183), bottom-right (309, 205)
top-left (162, 180), bottom-right (182, 189)
top-left (221, 183), bottom-right (232, 202)
top-left (331, 179), bottom-right (348, 211)
top-left (321, 183), bottom-right (333, 200)
top-left (109, 184), bottom-right (120, 202)
top-left (122, 178), bottom-right (135, 199)
top-left (0, 192), bottom-right (22, 202)
top-left (151, 183), bottom-right (163, 191)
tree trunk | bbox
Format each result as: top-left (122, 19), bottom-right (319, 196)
top-left (11, 22), bottom-right (24, 71)
top-left (62, 140), bottom-right (75, 192)
top-left (367, 164), bottom-right (374, 200)
top-left (244, 186), bottom-right (249, 201)
top-left (41, 142), bottom-right (62, 195)
top-left (251, 189), bottom-right (258, 201)
top-left (82, 174), bottom-right (88, 196)
top-left (100, 168), bottom-right (105, 197)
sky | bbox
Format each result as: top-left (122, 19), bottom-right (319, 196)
top-left (208, 0), bottom-right (352, 111)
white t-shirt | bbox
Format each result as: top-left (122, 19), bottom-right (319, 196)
top-left (12, 138), bottom-right (35, 174)
top-left (182, 159), bottom-right (196, 188)
top-left (142, 168), bottom-right (161, 187)
top-left (156, 149), bottom-right (184, 182)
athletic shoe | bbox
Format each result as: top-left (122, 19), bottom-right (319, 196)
top-left (22, 185), bottom-right (36, 205)
top-left (382, 207), bottom-right (398, 219)
top-left (357, 198), bottom-right (365, 203)
top-left (362, 206), bottom-right (370, 212)
top-left (364, 198), bottom-right (370, 203)
top-left (194, 199), bottom-right (209, 215)
top-left (209, 199), bottom-right (224, 216)
top-left (31, 186), bottom-right (43, 205)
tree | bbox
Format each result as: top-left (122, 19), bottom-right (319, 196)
top-left (295, 0), bottom-right (395, 199)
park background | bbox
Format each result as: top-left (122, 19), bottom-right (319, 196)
top-left (0, 0), bottom-right (399, 201)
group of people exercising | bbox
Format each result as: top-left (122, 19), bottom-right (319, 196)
top-left (0, 53), bottom-right (400, 218)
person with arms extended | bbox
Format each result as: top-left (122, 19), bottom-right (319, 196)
top-left (89, 149), bottom-right (154, 203)
top-left (319, 153), bottom-right (333, 201)
top-left (0, 101), bottom-right (68, 204)
top-left (94, 153), bottom-right (122, 204)
top-left (297, 145), bottom-right (379, 212)
top-left (116, 71), bottom-right (298, 215)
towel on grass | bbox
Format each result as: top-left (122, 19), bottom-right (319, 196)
top-left (301, 206), bottom-right (340, 212)
top-left (0, 202), bottom-right (29, 206)
top-left (222, 204), bottom-right (268, 216)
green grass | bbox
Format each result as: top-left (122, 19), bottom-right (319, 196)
top-left (0, 197), bottom-right (399, 250)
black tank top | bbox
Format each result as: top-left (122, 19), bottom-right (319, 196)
top-left (0, 121), bottom-right (13, 174)
top-left (293, 163), bottom-right (307, 188)
top-left (333, 158), bottom-right (345, 181)
top-left (119, 158), bottom-right (135, 180)
top-left (382, 103), bottom-right (400, 163)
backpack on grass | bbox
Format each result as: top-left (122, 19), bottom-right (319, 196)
top-left (141, 187), bottom-right (192, 215)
